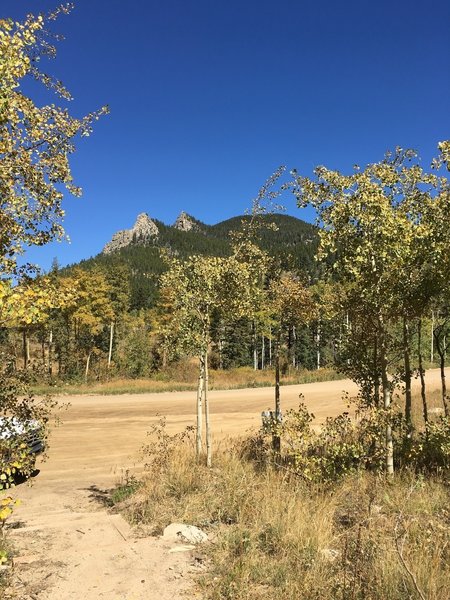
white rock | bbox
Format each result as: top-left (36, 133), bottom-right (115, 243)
top-left (320, 548), bottom-right (339, 562)
top-left (162, 523), bottom-right (208, 544)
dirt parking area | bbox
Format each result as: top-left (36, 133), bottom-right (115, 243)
top-left (5, 370), bottom-right (447, 599)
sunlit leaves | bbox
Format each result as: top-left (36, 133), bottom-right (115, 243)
top-left (0, 8), bottom-right (108, 276)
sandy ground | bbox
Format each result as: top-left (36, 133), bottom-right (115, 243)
top-left (4, 369), bottom-right (447, 599)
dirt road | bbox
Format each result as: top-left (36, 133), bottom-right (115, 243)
top-left (5, 370), bottom-right (447, 599)
top-left (30, 376), bottom-right (362, 489)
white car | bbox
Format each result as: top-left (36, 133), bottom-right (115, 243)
top-left (0, 416), bottom-right (45, 456)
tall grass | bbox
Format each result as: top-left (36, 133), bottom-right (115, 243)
top-left (117, 434), bottom-right (450, 600)
top-left (31, 365), bottom-right (341, 396)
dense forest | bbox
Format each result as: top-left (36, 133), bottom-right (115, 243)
top-left (77, 213), bottom-right (319, 310)
top-left (0, 213), bottom-right (326, 380)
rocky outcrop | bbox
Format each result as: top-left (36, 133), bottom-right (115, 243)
top-left (103, 213), bottom-right (159, 254)
top-left (173, 211), bottom-right (197, 232)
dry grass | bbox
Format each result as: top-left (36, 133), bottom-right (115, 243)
top-left (31, 365), bottom-right (341, 396)
top-left (117, 434), bottom-right (450, 600)
top-left (410, 387), bottom-right (447, 427)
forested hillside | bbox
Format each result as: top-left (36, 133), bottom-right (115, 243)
top-left (73, 213), bottom-right (319, 310)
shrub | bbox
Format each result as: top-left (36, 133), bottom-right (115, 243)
top-left (0, 367), bottom-right (55, 489)
top-left (121, 432), bottom-right (450, 600)
top-left (257, 399), bottom-right (447, 481)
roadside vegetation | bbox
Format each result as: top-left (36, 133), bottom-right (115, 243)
top-left (110, 141), bottom-right (450, 597)
top-left (115, 401), bottom-right (449, 600)
top-left (31, 364), bottom-right (341, 396)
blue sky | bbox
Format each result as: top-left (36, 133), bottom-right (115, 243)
top-left (4, 0), bottom-right (450, 270)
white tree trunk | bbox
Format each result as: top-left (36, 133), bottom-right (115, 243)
top-left (48, 329), bottom-right (53, 376)
top-left (380, 330), bottom-right (394, 476)
top-left (431, 311), bottom-right (434, 363)
top-left (269, 328), bottom-right (272, 367)
top-left (85, 351), bottom-right (92, 383)
top-left (196, 356), bottom-right (204, 458)
top-left (292, 325), bottom-right (296, 368)
top-left (204, 350), bottom-right (212, 467)
top-left (108, 322), bottom-right (114, 367)
top-left (316, 319), bottom-right (321, 370)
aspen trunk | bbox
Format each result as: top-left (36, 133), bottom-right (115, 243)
top-left (48, 329), bottom-right (53, 376)
top-left (346, 312), bottom-right (351, 366)
top-left (107, 322), bottom-right (114, 368)
top-left (196, 356), bottom-right (204, 458)
top-left (261, 336), bottom-right (265, 370)
top-left (287, 326), bottom-right (292, 373)
top-left (85, 351), bottom-right (92, 383)
top-left (23, 330), bottom-right (29, 369)
top-left (374, 332), bottom-right (380, 407)
top-left (434, 328), bottom-right (448, 415)
top-left (316, 318), bottom-right (321, 370)
top-left (439, 352), bottom-right (448, 416)
top-left (417, 320), bottom-right (428, 426)
top-left (269, 328), bottom-right (272, 367)
top-left (218, 339), bottom-right (223, 371)
top-left (403, 318), bottom-right (413, 435)
top-left (431, 311), bottom-right (434, 363)
top-left (204, 349), bottom-right (212, 468)
top-left (379, 324), bottom-right (394, 476)
top-left (253, 322), bottom-right (258, 370)
top-left (292, 325), bottom-right (297, 368)
top-left (273, 329), bottom-right (281, 456)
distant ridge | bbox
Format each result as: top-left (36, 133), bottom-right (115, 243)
top-left (76, 212), bottom-right (319, 310)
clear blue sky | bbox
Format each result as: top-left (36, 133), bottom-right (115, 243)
top-left (4, 0), bottom-right (450, 270)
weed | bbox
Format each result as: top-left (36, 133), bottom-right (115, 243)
top-left (31, 366), bottom-right (341, 396)
top-left (121, 430), bottom-right (449, 600)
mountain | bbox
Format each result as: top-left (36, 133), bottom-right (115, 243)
top-left (74, 212), bottom-right (319, 310)
top-left (103, 213), bottom-right (159, 254)
top-left (173, 211), bottom-right (204, 233)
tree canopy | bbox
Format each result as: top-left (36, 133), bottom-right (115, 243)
top-left (0, 6), bottom-right (108, 277)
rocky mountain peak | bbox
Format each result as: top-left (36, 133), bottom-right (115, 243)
top-left (103, 213), bottom-right (159, 254)
top-left (173, 211), bottom-right (197, 232)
